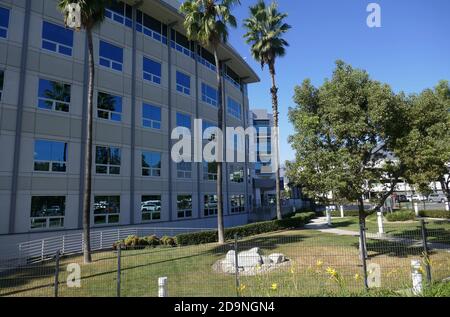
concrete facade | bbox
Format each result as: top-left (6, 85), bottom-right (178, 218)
top-left (0, 0), bottom-right (259, 244)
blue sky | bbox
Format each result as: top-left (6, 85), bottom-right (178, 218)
top-left (225, 0), bottom-right (450, 163)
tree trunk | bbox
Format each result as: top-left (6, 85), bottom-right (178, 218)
top-left (269, 63), bottom-right (282, 221)
top-left (358, 196), bottom-right (368, 260)
top-left (83, 28), bottom-right (94, 264)
top-left (214, 48), bottom-right (225, 244)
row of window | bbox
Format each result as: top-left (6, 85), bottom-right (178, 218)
top-left (0, 11), bottom-right (243, 117)
top-left (29, 194), bottom-right (246, 229)
top-left (0, 3), bottom-right (244, 87)
top-left (33, 140), bottom-right (245, 181)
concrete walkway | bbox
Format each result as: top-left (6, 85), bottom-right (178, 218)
top-left (304, 217), bottom-right (450, 252)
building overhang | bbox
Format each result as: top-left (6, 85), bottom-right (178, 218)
top-left (125, 0), bottom-right (260, 84)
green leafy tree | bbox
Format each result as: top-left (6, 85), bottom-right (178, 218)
top-left (58, 0), bottom-right (111, 263)
top-left (400, 81), bottom-right (450, 207)
top-left (243, 0), bottom-right (291, 220)
top-left (287, 61), bottom-right (409, 226)
top-left (180, 0), bottom-right (240, 244)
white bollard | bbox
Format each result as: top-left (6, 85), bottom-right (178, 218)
top-left (158, 277), bottom-right (168, 297)
top-left (414, 202), bottom-right (419, 217)
top-left (445, 201), bottom-right (450, 212)
top-left (326, 207), bottom-right (332, 226)
top-left (377, 212), bottom-right (384, 236)
top-left (340, 205), bottom-right (344, 218)
top-left (411, 260), bottom-right (423, 295)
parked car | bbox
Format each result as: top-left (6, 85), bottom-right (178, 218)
top-left (397, 195), bottom-right (409, 203)
top-left (141, 201), bottom-right (161, 212)
top-left (428, 193), bottom-right (448, 203)
top-left (409, 194), bottom-right (427, 202)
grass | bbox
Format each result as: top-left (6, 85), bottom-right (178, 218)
top-left (1, 228), bottom-right (449, 297)
top-left (331, 216), bottom-right (450, 245)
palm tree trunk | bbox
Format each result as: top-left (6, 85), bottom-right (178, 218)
top-left (83, 28), bottom-right (94, 264)
top-left (214, 49), bottom-right (225, 244)
top-left (269, 63), bottom-right (282, 221)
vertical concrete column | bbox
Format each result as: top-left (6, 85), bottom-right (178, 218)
top-left (377, 211), bottom-right (384, 236)
top-left (9, 0), bottom-right (32, 233)
top-left (241, 83), bottom-right (250, 215)
top-left (340, 205), bottom-right (344, 218)
top-left (167, 23), bottom-right (176, 222)
top-left (221, 63), bottom-right (229, 216)
top-left (411, 260), bottom-right (423, 295)
top-left (129, 4), bottom-right (139, 225)
top-left (414, 202), bottom-right (420, 217)
top-left (194, 42), bottom-right (201, 220)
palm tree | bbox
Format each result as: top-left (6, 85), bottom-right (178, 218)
top-left (243, 0), bottom-right (291, 220)
top-left (180, 0), bottom-right (240, 244)
top-left (58, 0), bottom-right (111, 263)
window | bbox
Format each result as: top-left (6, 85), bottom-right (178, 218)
top-left (99, 40), bottom-right (123, 71)
top-left (38, 79), bottom-right (71, 112)
top-left (204, 194), bottom-right (218, 217)
top-left (142, 103), bottom-right (161, 129)
top-left (0, 7), bottom-right (9, 39)
top-left (34, 140), bottom-right (67, 172)
top-left (176, 112), bottom-right (191, 129)
top-left (96, 146), bottom-right (121, 175)
top-left (105, 0), bottom-right (132, 28)
top-left (203, 120), bottom-right (217, 141)
top-left (42, 21), bottom-right (74, 56)
top-left (230, 195), bottom-right (245, 213)
top-left (227, 97), bottom-right (242, 119)
top-left (201, 83), bottom-right (218, 107)
top-left (171, 30), bottom-right (194, 58)
top-left (229, 166), bottom-right (244, 183)
top-left (97, 92), bottom-right (122, 122)
top-left (177, 195), bottom-right (192, 219)
top-left (177, 162), bottom-right (192, 179)
top-left (0, 70), bottom-right (4, 101)
top-left (225, 66), bottom-right (241, 89)
top-left (203, 161), bottom-right (217, 181)
top-left (197, 47), bottom-right (216, 72)
top-left (176, 71), bottom-right (191, 95)
top-left (136, 10), bottom-right (168, 45)
top-left (141, 195), bottom-right (161, 221)
top-left (142, 151), bottom-right (161, 177)
top-left (94, 196), bottom-right (120, 225)
top-left (30, 196), bottom-right (65, 229)
top-left (143, 57), bottom-right (161, 84)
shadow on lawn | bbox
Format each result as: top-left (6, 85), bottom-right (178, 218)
top-left (0, 250), bottom-right (213, 297)
top-left (206, 234), bottom-right (309, 255)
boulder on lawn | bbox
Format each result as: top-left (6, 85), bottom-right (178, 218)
top-left (237, 247), bottom-right (262, 268)
top-left (269, 253), bottom-right (285, 264)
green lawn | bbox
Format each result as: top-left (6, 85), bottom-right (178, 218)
top-left (331, 216), bottom-right (450, 245)
top-left (1, 228), bottom-right (449, 297)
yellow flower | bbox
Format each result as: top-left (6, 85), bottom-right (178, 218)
top-left (290, 267), bottom-right (295, 275)
top-left (326, 267), bottom-right (338, 278)
top-left (238, 284), bottom-right (246, 292)
top-left (316, 260), bottom-right (323, 268)
top-left (418, 266), bottom-right (425, 275)
top-left (256, 263), bottom-right (262, 270)
top-left (271, 283), bottom-right (278, 291)
top-left (354, 273), bottom-right (361, 281)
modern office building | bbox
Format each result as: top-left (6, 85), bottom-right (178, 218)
top-left (248, 109), bottom-right (282, 207)
top-left (0, 0), bottom-right (259, 246)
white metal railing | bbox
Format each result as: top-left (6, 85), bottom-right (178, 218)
top-left (15, 227), bottom-right (214, 263)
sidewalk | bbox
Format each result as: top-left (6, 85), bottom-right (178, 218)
top-left (304, 217), bottom-right (450, 252)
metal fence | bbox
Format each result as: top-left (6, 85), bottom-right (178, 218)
top-left (0, 219), bottom-right (449, 297)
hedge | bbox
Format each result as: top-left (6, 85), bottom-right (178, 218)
top-left (175, 212), bottom-right (316, 246)
top-left (385, 211), bottom-right (416, 222)
top-left (418, 209), bottom-right (450, 219)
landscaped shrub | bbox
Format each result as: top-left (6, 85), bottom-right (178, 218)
top-left (160, 236), bottom-right (177, 247)
top-left (175, 212), bottom-right (316, 246)
top-left (124, 235), bottom-right (140, 247)
top-left (144, 235), bottom-right (160, 247)
top-left (418, 209), bottom-right (450, 219)
top-left (385, 211), bottom-right (416, 222)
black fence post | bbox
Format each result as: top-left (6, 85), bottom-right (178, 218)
top-left (359, 223), bottom-right (369, 291)
top-left (117, 245), bottom-right (122, 297)
top-left (54, 250), bottom-right (60, 297)
top-left (420, 219), bottom-right (432, 285)
top-left (234, 234), bottom-right (240, 297)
